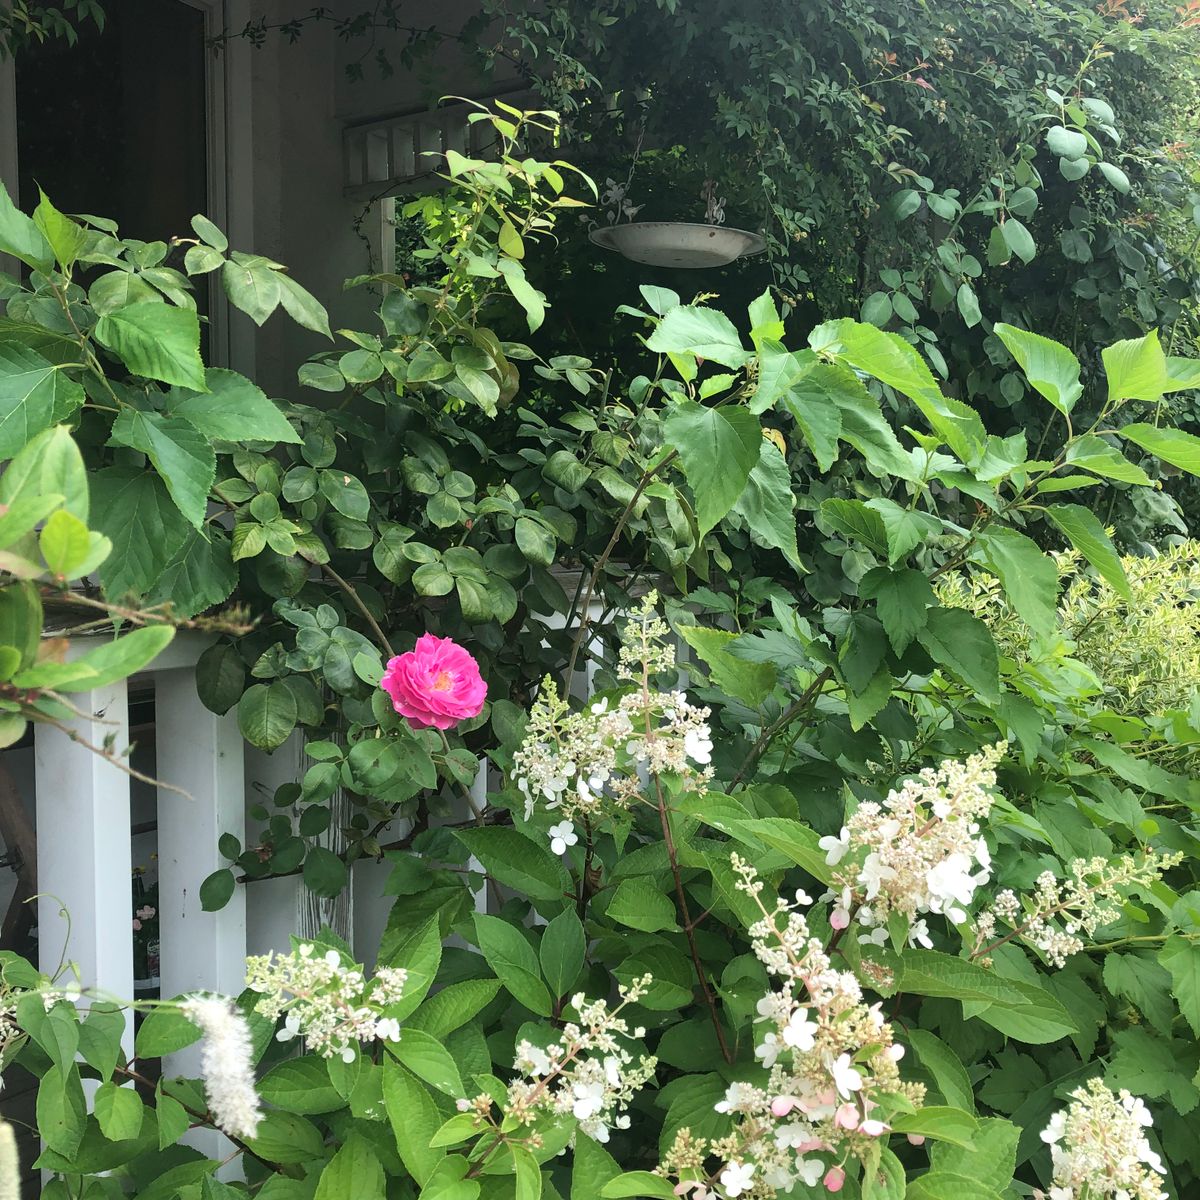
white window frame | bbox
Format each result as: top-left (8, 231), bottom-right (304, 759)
top-left (0, 0), bottom-right (256, 374)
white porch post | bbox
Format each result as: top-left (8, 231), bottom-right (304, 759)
top-left (155, 668), bottom-right (247, 1048)
top-left (34, 682), bottom-right (135, 1056)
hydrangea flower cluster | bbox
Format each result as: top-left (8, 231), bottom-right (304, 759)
top-left (180, 995), bottom-right (262, 1140)
top-left (1037, 1079), bottom-right (1166, 1200)
top-left (459, 977), bottom-right (657, 1145)
top-left (657, 857), bottom-right (925, 1199)
top-left (513, 594), bottom-right (713, 855)
top-left (973, 850), bottom-right (1181, 968)
top-left (245, 943), bottom-right (408, 1062)
top-left (819, 744), bottom-right (1005, 947)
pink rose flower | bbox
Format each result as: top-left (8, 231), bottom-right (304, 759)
top-left (381, 634), bottom-right (487, 731)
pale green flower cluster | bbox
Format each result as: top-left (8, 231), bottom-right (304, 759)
top-left (1039, 1079), bottom-right (1166, 1200)
top-left (973, 850), bottom-right (1181, 968)
top-left (246, 943), bottom-right (408, 1062)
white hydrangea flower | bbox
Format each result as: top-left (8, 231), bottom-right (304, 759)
top-left (719, 1161), bottom-right (755, 1197)
top-left (548, 820), bottom-right (578, 855)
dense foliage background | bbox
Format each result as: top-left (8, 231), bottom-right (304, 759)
top-left (3, 4), bottom-right (1200, 1199)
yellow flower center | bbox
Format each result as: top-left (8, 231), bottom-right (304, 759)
top-left (431, 670), bottom-right (454, 692)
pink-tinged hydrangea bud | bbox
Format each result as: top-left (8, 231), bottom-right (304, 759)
top-left (824, 1166), bottom-right (846, 1192)
top-left (859, 1119), bottom-right (888, 1137)
top-left (830, 907), bottom-right (851, 930)
top-left (381, 634), bottom-right (487, 730)
top-left (906, 1133), bottom-right (926, 1146)
top-left (834, 1103), bottom-right (859, 1129)
top-left (771, 1095), bottom-right (796, 1117)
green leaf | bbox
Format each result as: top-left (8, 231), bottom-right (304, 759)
top-left (514, 1144), bottom-right (543, 1200)
top-left (147, 527), bottom-right (238, 618)
top-left (383, 916), bottom-right (443, 1019)
top-left (1064, 434), bottom-right (1152, 486)
top-left (662, 401), bottom-right (761, 537)
top-left (1102, 331), bottom-right (1167, 404)
top-left (906, 1174), bottom-right (1003, 1200)
top-left (732, 440), bottom-right (801, 568)
top-left (453, 826), bottom-right (570, 903)
top-left (930, 1118), bottom-right (1019, 1193)
top-left (1044, 504), bottom-right (1129, 598)
top-left (1046, 126), bottom-right (1088, 158)
top-left (39, 509), bottom-right (90, 576)
top-left (91, 465), bottom-right (190, 597)
top-left (196, 642), bottom-right (246, 715)
top-left (135, 1004), bottom-right (203, 1058)
top-left (1, 424), bottom-right (88, 520)
top-left (0, 179), bottom-right (53, 269)
top-left (313, 1133), bottom-right (385, 1200)
top-left (676, 624), bottom-right (776, 707)
top-left (222, 259), bottom-right (281, 325)
top-left (860, 566), bottom-right (935, 654)
top-left (1159, 935), bottom-right (1200, 1038)
top-left (993, 324), bottom-right (1082, 416)
top-left (600, 1172), bottom-right (678, 1199)
top-left (865, 497), bottom-right (941, 563)
top-left (0, 344), bottom-right (83, 459)
top-left (781, 368), bottom-right (843, 471)
top-left (825, 320), bottom-right (986, 464)
top-left (724, 816), bottom-right (833, 884)
top-left (383, 1057), bottom-right (446, 1186)
top-left (260, 1055), bottom-right (345, 1114)
top-left (473, 913), bottom-right (553, 1016)
top-left (155, 1083), bottom-right (191, 1150)
top-left (646, 306), bottom-right (751, 368)
top-left (62, 626), bottom-right (173, 690)
top-left (419, 1156), bottom-right (481, 1200)
top-left (93, 1081), bottom-right (144, 1141)
top-left (573, 1135), bottom-right (621, 1200)
top-left (916, 607), bottom-right (1000, 702)
top-left (277, 272), bottom-right (333, 338)
top-left (956, 281), bottom-right (982, 328)
top-left (94, 302), bottom-right (206, 390)
top-left (515, 516), bottom-right (556, 567)
top-left (170, 368), bottom-right (300, 443)
top-left (388, 1028), bottom-right (464, 1097)
top-left (34, 190), bottom-right (85, 268)
top-left (1118, 422), bottom-right (1200, 477)
top-left (1000, 218), bottom-right (1036, 264)
top-left (407, 978), bottom-right (502, 1040)
top-left (109, 409), bottom-right (216, 529)
top-left (37, 1064), bottom-right (86, 1158)
top-left (820, 498), bottom-right (888, 556)
top-left (1098, 161), bottom-right (1131, 193)
top-left (245, 1111), bottom-right (325, 1165)
top-left (907, 1029), bottom-right (975, 1112)
top-left (890, 1106), bottom-right (979, 1148)
top-left (304, 846), bottom-right (349, 898)
top-left (0, 582), bottom-right (41, 669)
top-left (191, 213), bottom-right (229, 251)
top-left (606, 878), bottom-right (679, 933)
top-left (539, 910), bottom-right (586, 999)
top-left (861, 291), bottom-right (893, 327)
top-left (238, 681), bottom-right (298, 751)
top-left (198, 868), bottom-right (236, 912)
top-left (77, 1003), bottom-right (125, 1082)
top-left (976, 527), bottom-right (1059, 636)
top-left (751, 342), bottom-right (815, 413)
top-left (497, 258), bottom-right (546, 333)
